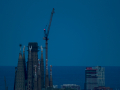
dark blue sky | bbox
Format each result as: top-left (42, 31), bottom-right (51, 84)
top-left (0, 0), bottom-right (120, 66)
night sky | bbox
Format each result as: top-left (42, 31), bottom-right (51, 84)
top-left (0, 0), bottom-right (120, 66)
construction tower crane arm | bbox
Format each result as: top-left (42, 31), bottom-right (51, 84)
top-left (47, 8), bottom-right (55, 36)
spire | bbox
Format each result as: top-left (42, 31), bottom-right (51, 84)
top-left (15, 44), bottom-right (25, 90)
top-left (29, 46), bottom-right (32, 52)
top-left (19, 44), bottom-right (22, 59)
top-left (23, 45), bottom-right (25, 60)
top-left (27, 42), bottom-right (39, 90)
top-left (41, 45), bottom-right (43, 52)
top-left (28, 45), bottom-right (32, 60)
top-left (40, 45), bottom-right (44, 88)
top-left (23, 45), bottom-right (25, 62)
top-left (23, 45), bottom-right (26, 80)
top-left (23, 45), bottom-right (25, 53)
top-left (19, 44), bottom-right (22, 53)
top-left (27, 45), bottom-right (33, 90)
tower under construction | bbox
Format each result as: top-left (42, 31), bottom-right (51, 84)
top-left (14, 44), bottom-right (26, 90)
top-left (14, 43), bottom-right (53, 90)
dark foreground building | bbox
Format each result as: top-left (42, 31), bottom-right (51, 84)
top-left (14, 42), bottom-right (53, 90)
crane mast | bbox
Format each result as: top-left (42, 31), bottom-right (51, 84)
top-left (43, 8), bottom-right (55, 88)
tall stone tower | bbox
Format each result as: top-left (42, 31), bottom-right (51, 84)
top-left (14, 44), bottom-right (26, 90)
top-left (40, 45), bottom-right (44, 89)
top-left (27, 45), bottom-right (33, 90)
top-left (27, 42), bottom-right (39, 90)
top-left (14, 43), bottom-right (54, 90)
top-left (22, 46), bottom-right (27, 83)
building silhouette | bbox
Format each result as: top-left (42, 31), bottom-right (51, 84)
top-left (14, 42), bottom-right (53, 90)
top-left (84, 66), bottom-right (105, 90)
top-left (92, 66), bottom-right (105, 87)
top-left (14, 45), bottom-right (26, 90)
top-left (61, 84), bottom-right (80, 90)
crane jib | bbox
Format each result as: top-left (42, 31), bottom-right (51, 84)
top-left (46, 8), bottom-right (55, 36)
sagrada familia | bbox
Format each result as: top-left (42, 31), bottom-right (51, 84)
top-left (14, 42), bottom-right (53, 90)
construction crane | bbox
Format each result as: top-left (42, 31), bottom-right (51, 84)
top-left (43, 8), bottom-right (55, 88)
top-left (43, 8), bottom-right (55, 41)
top-left (43, 8), bottom-right (55, 67)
